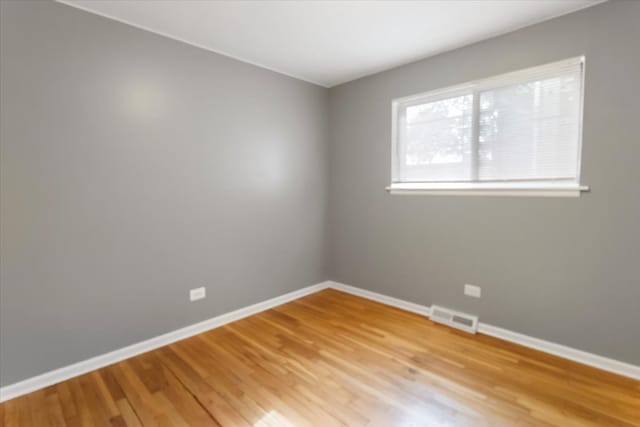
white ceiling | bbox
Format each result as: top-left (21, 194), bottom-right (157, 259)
top-left (59, 0), bottom-right (603, 88)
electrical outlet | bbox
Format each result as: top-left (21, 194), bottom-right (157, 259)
top-left (190, 287), bottom-right (206, 302)
top-left (464, 284), bottom-right (481, 298)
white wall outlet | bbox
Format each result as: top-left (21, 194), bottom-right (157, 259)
top-left (189, 287), bottom-right (206, 302)
top-left (464, 284), bottom-right (481, 298)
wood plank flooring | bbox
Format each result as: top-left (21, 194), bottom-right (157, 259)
top-left (1, 289), bottom-right (639, 426)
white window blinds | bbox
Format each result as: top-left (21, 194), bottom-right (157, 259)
top-left (392, 57), bottom-right (584, 189)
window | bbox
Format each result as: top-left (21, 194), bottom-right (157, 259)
top-left (389, 57), bottom-right (588, 196)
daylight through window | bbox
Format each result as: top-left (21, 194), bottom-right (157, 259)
top-left (390, 57), bottom-right (587, 196)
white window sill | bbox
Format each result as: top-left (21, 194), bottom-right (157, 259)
top-left (386, 182), bottom-right (590, 197)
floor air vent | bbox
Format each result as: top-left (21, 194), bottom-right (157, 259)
top-left (429, 305), bottom-right (478, 334)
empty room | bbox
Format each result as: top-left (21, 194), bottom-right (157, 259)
top-left (1, 0), bottom-right (639, 425)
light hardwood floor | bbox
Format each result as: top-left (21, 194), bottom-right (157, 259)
top-left (1, 289), bottom-right (639, 426)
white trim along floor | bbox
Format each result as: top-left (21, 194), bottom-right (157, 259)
top-left (1, 280), bottom-right (638, 402)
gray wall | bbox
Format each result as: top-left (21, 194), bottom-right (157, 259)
top-left (327, 0), bottom-right (640, 365)
top-left (0, 0), bottom-right (328, 386)
top-left (2, 0), bottom-right (639, 388)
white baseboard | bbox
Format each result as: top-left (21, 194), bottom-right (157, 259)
top-left (2, 280), bottom-right (638, 403)
top-left (326, 281), bottom-right (640, 381)
top-left (0, 281), bottom-right (331, 403)
top-left (476, 323), bottom-right (640, 380)
top-left (329, 282), bottom-right (432, 317)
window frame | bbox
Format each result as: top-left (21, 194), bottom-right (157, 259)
top-left (389, 57), bottom-right (589, 197)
